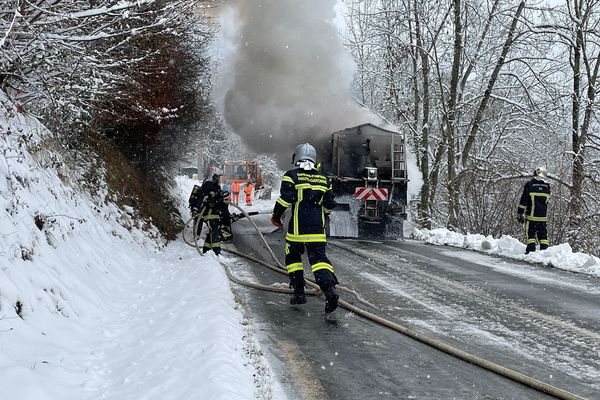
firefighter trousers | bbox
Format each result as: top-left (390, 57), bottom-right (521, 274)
top-left (525, 220), bottom-right (548, 253)
top-left (203, 218), bottom-right (222, 255)
top-left (285, 242), bottom-right (337, 293)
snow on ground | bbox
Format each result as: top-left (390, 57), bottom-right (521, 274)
top-left (0, 92), bottom-right (280, 400)
top-left (3, 87), bottom-right (599, 400)
top-left (412, 227), bottom-right (600, 278)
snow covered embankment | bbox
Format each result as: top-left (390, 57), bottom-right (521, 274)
top-left (0, 92), bottom-right (271, 399)
top-left (0, 90), bottom-right (166, 398)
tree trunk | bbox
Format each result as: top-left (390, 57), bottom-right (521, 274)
top-left (446, 0), bottom-right (462, 230)
top-left (413, 0), bottom-right (432, 228)
top-left (568, 3), bottom-right (583, 247)
top-left (408, 6), bottom-right (421, 164)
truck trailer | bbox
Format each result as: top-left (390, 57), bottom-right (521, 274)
top-left (321, 123), bottom-right (408, 238)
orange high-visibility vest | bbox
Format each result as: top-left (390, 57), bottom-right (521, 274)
top-left (244, 184), bottom-right (253, 204)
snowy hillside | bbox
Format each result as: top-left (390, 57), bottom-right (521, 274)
top-left (0, 92), bottom-right (274, 399)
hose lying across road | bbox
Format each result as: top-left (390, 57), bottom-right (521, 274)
top-left (183, 208), bottom-right (323, 297)
top-left (183, 204), bottom-right (588, 400)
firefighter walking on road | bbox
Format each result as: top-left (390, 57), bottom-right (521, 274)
top-left (271, 143), bottom-right (340, 313)
top-left (189, 168), bottom-right (228, 256)
top-left (517, 166), bottom-right (551, 254)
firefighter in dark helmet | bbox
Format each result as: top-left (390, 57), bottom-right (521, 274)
top-left (517, 166), bottom-right (551, 254)
top-left (189, 167), bottom-right (227, 256)
top-left (271, 143), bottom-right (340, 313)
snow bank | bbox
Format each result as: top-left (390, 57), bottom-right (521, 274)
top-left (414, 228), bottom-right (600, 278)
top-left (0, 91), bottom-right (271, 399)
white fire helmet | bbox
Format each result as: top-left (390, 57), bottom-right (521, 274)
top-left (534, 166), bottom-right (547, 178)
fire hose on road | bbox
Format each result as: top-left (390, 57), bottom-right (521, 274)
top-left (183, 204), bottom-right (588, 400)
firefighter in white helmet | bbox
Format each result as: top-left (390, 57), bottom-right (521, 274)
top-left (517, 166), bottom-right (551, 254)
top-left (271, 143), bottom-right (340, 313)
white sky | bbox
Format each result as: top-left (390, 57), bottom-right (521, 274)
top-left (1, 90), bottom-right (598, 399)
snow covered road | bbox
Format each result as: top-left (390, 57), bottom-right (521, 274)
top-left (228, 218), bottom-right (600, 400)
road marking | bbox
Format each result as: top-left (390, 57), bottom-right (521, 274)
top-left (278, 340), bottom-right (329, 400)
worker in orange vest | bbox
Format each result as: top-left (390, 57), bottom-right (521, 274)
top-left (244, 182), bottom-right (254, 206)
top-left (231, 181), bottom-right (241, 205)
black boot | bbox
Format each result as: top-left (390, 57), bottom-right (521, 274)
top-left (314, 270), bottom-right (339, 313)
top-left (289, 271), bottom-right (306, 305)
top-left (323, 285), bottom-right (339, 313)
top-left (290, 293), bottom-right (306, 304)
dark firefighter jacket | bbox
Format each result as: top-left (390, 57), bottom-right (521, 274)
top-left (189, 181), bottom-right (224, 221)
top-left (273, 168), bottom-right (337, 243)
top-left (518, 177), bottom-right (551, 222)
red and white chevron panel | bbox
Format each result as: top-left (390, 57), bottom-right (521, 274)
top-left (353, 187), bottom-right (389, 201)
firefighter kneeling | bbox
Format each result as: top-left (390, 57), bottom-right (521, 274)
top-left (189, 168), bottom-right (230, 256)
top-left (271, 143), bottom-right (340, 313)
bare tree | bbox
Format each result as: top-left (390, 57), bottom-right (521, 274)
top-left (527, 0), bottom-right (600, 250)
top-left (460, 0), bottom-right (525, 166)
top-left (331, 0), bottom-right (600, 254)
top-left (564, 0), bottom-right (600, 249)
top-left (444, 0), bottom-right (463, 230)
top-left (1, 0), bottom-right (213, 130)
top-left (413, 0), bottom-right (433, 227)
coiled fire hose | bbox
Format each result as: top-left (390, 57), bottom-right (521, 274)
top-left (183, 204), bottom-right (588, 400)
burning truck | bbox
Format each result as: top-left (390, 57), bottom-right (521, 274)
top-left (320, 123), bottom-right (408, 238)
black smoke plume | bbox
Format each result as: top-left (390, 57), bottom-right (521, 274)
top-left (218, 0), bottom-right (376, 167)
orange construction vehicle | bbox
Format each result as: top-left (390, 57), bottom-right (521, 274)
top-left (221, 160), bottom-right (269, 199)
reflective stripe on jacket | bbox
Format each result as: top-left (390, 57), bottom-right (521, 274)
top-left (518, 178), bottom-right (551, 222)
top-left (273, 168), bottom-right (337, 242)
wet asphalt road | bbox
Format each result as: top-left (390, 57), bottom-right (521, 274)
top-left (224, 215), bottom-right (600, 400)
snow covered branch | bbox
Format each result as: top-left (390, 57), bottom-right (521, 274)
top-left (0, 0), bottom-right (213, 129)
